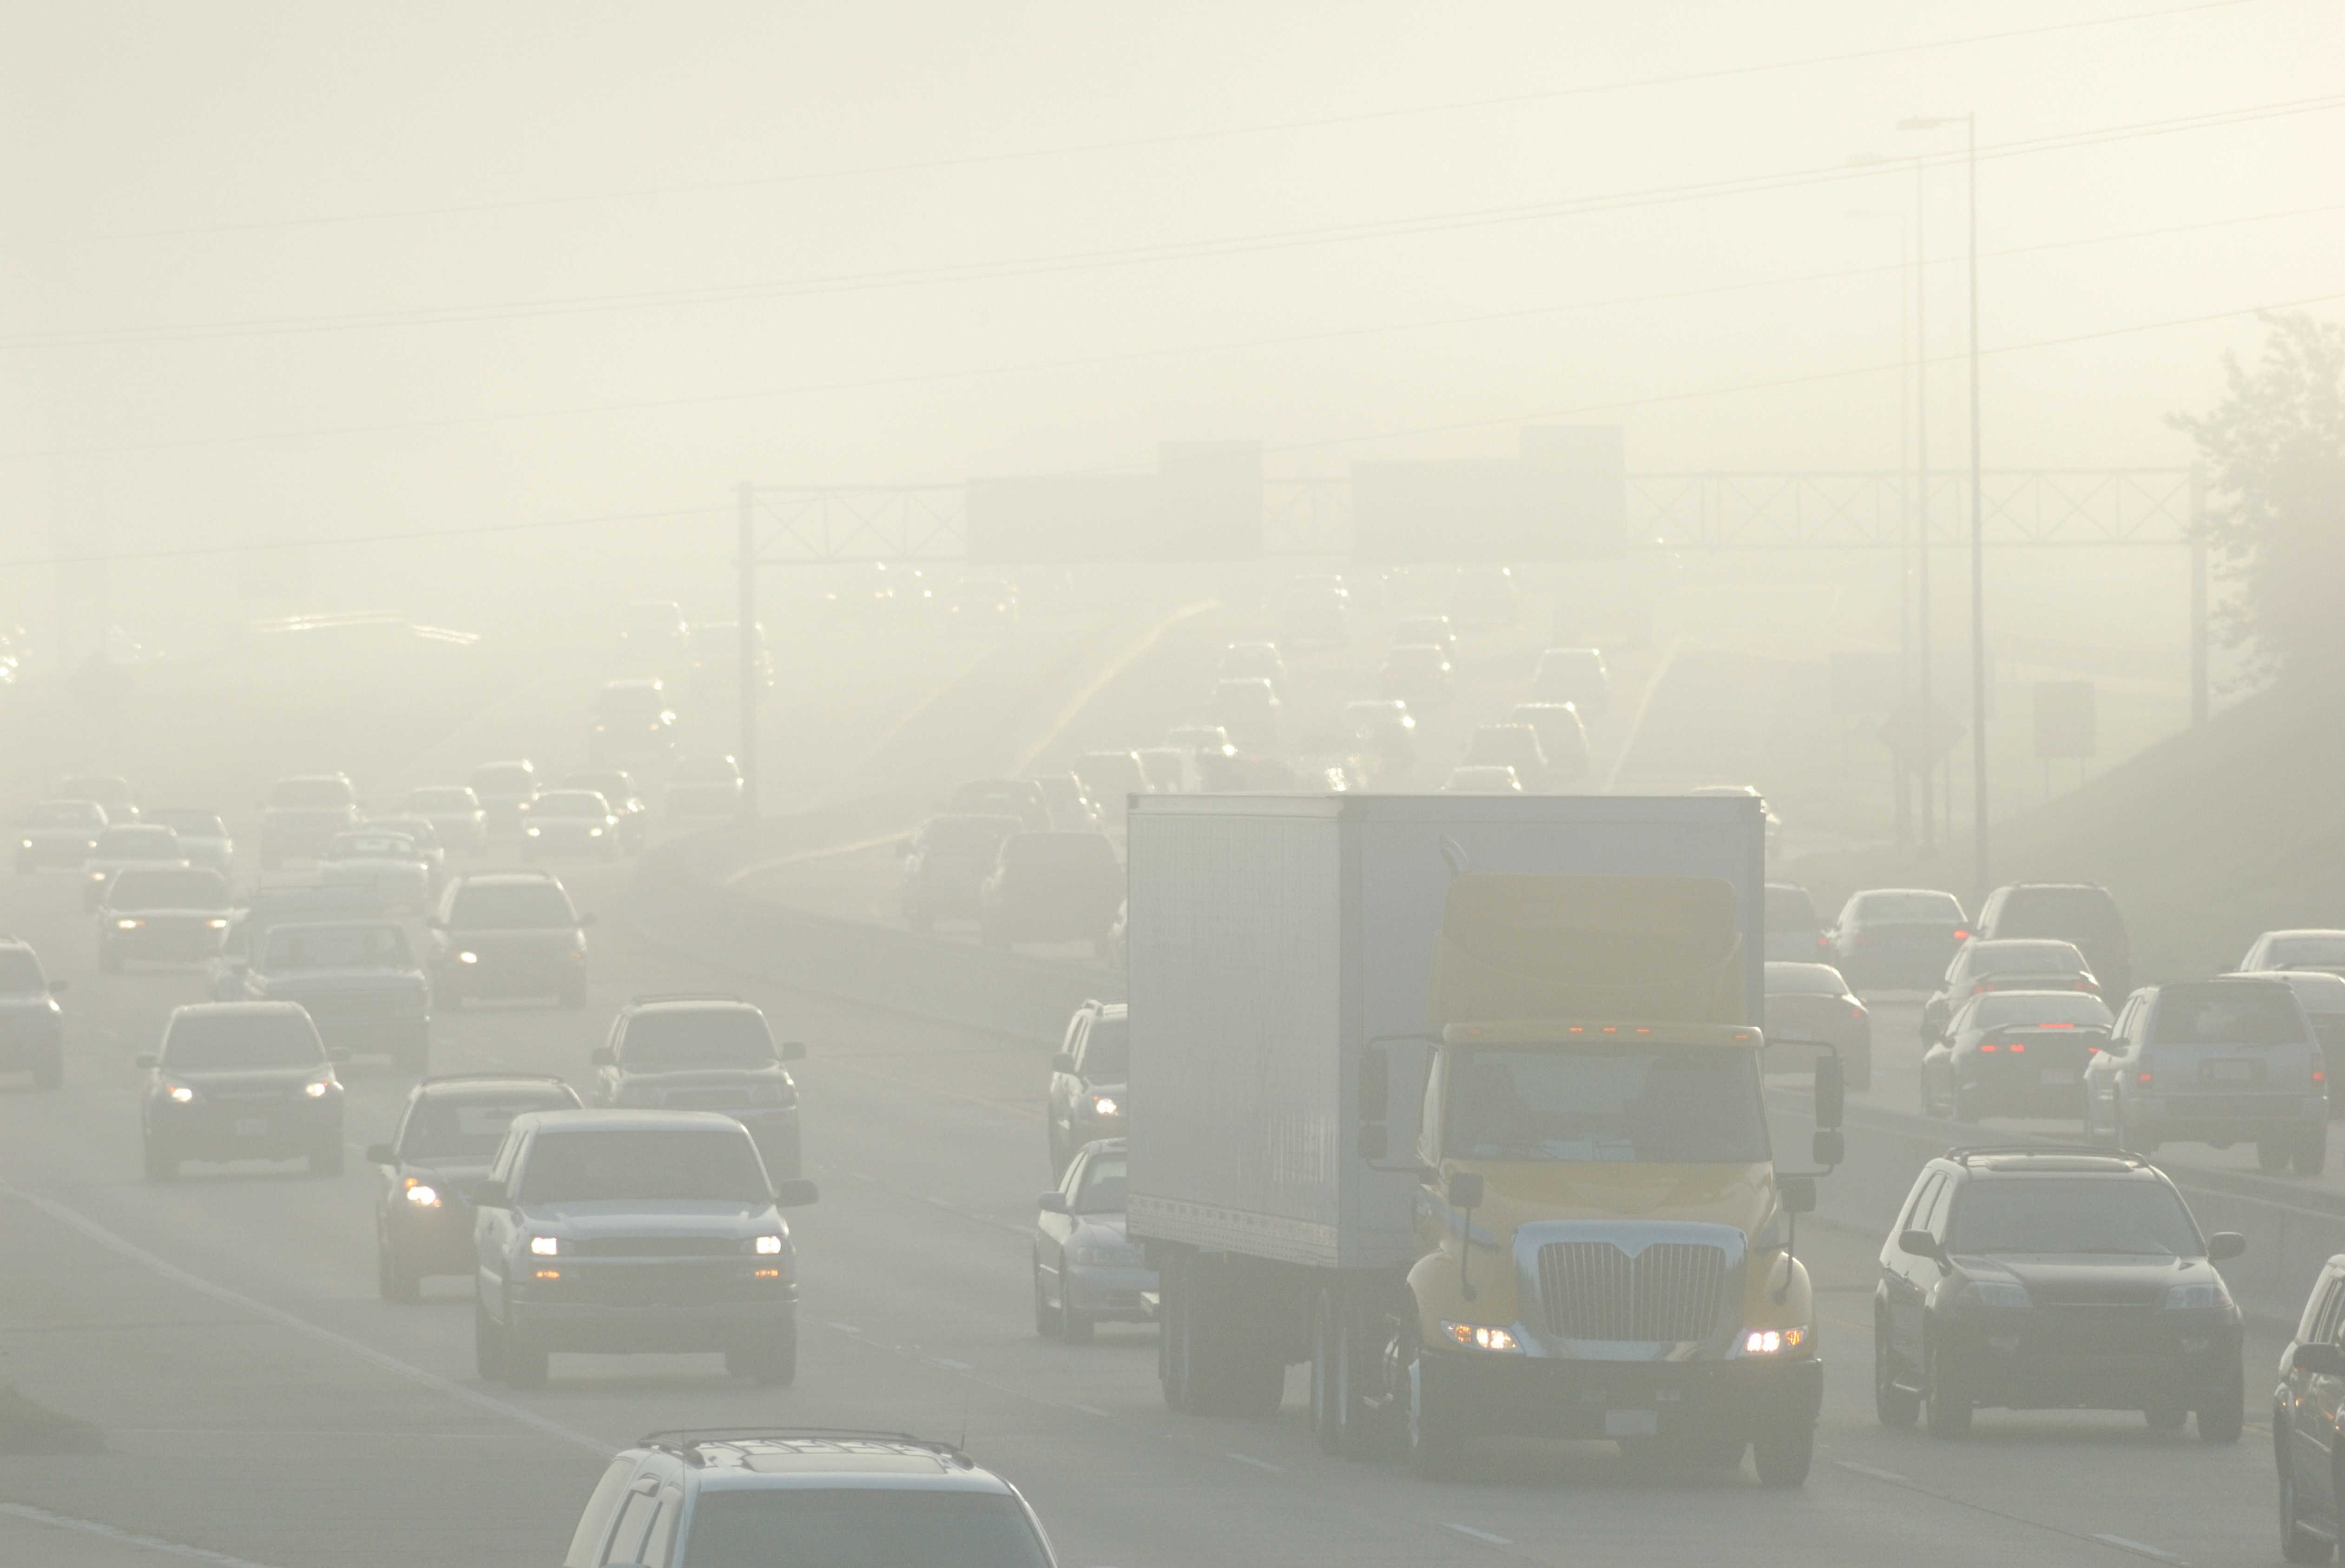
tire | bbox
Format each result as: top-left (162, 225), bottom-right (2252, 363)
top-left (1034, 1259), bottom-right (1057, 1338)
top-left (378, 1243), bottom-right (421, 1304)
top-left (1313, 1288), bottom-right (1386, 1459)
top-left (1752, 1419), bottom-right (1815, 1487)
top-left (142, 1140), bottom-right (178, 1182)
top-left (474, 1294), bottom-right (506, 1381)
top-left (2261, 1137), bottom-right (2292, 1174)
top-left (33, 1052), bottom-right (62, 1092)
top-left (309, 1140), bottom-right (344, 1177)
top-left (1925, 1345), bottom-right (1973, 1438)
top-left (2198, 1362), bottom-right (2245, 1444)
top-left (1059, 1279), bottom-right (1093, 1345)
top-left (2299, 1124), bottom-right (2330, 1177)
top-left (1875, 1319), bottom-right (1920, 1427)
top-left (2280, 1443), bottom-right (2338, 1562)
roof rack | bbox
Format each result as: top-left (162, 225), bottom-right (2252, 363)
top-left (1948, 1144), bottom-right (2150, 1168)
top-left (628, 991), bottom-right (746, 1006)
top-left (416, 1071), bottom-right (574, 1087)
top-left (638, 1428), bottom-right (964, 1465)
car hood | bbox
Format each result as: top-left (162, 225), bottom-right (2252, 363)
top-left (1067, 1214), bottom-right (1132, 1247)
top-left (514, 1200), bottom-right (782, 1240)
top-left (0, 993), bottom-right (59, 1016)
top-left (1952, 1251), bottom-right (2216, 1306)
top-left (449, 927), bottom-right (580, 949)
top-left (255, 967), bottom-right (426, 991)
top-left (24, 825), bottom-right (101, 841)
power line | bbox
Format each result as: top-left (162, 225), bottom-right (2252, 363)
top-left (13, 91), bottom-right (2338, 351)
top-left (26, 197), bottom-right (2345, 460)
top-left (0, 504), bottom-right (731, 571)
top-left (5, 0), bottom-right (2263, 250)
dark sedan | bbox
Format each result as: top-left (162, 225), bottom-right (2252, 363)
top-left (1920, 990), bottom-right (2114, 1123)
top-left (139, 1002), bottom-right (349, 1179)
top-left (1826, 887), bottom-right (1970, 991)
top-left (366, 1073), bottom-right (582, 1300)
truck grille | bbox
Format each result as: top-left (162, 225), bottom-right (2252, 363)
top-left (571, 1236), bottom-right (738, 1257)
top-left (1537, 1241), bottom-right (1731, 1343)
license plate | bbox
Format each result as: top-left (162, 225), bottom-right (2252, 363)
top-left (2040, 1067), bottom-right (2076, 1084)
top-left (1603, 1409), bottom-right (1659, 1437)
top-left (234, 1117), bottom-right (268, 1136)
top-left (2205, 1060), bottom-right (2254, 1083)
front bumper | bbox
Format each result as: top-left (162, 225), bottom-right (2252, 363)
top-left (150, 1097), bottom-right (342, 1160)
top-left (1422, 1345), bottom-right (1823, 1442)
top-left (510, 1283), bottom-right (797, 1351)
top-left (1937, 1315), bottom-right (2240, 1409)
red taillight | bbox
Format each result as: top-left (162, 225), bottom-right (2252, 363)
top-left (1953, 929), bottom-right (1970, 941)
top-left (2040, 1022), bottom-right (2074, 1028)
top-left (1850, 1005), bottom-right (1866, 1019)
top-left (2010, 1042), bottom-right (2027, 1052)
top-left (1980, 1043), bottom-right (1999, 1053)
top-left (2317, 1070), bottom-right (2328, 1084)
top-left (2137, 1071), bottom-right (2153, 1084)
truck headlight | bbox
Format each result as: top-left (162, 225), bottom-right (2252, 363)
top-left (1741, 1326), bottom-right (1811, 1355)
top-left (1956, 1280), bottom-right (2032, 1310)
top-left (115, 918), bottom-right (144, 930)
top-left (1442, 1322), bottom-right (1521, 1352)
top-left (457, 951), bottom-right (479, 964)
top-left (529, 1235), bottom-right (561, 1256)
top-left (754, 1234), bottom-right (784, 1254)
top-left (165, 1083), bottom-right (195, 1103)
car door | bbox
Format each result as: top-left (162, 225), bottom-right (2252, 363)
top-left (476, 1126), bottom-right (527, 1311)
top-left (1049, 1014), bottom-right (1088, 1149)
top-left (1882, 1172), bottom-right (1947, 1366)
top-left (1040, 1147), bottom-right (1086, 1307)
top-left (2087, 997), bottom-right (2139, 1136)
top-left (2288, 1276), bottom-right (2345, 1512)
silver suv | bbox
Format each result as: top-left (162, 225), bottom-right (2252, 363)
top-left (562, 1430), bottom-right (1058, 1568)
top-left (2084, 977), bottom-right (2328, 1173)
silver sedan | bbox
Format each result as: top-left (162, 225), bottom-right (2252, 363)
top-left (1032, 1138), bottom-right (1154, 1344)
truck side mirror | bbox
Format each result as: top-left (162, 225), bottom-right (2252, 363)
top-left (1897, 1228), bottom-right (1942, 1262)
top-left (1811, 1128), bottom-right (1845, 1167)
top-left (1814, 1055), bottom-right (1844, 1130)
top-left (1447, 1171), bottom-right (1484, 1210)
top-left (1779, 1174), bottom-right (1817, 1214)
top-left (1359, 1047), bottom-right (1389, 1124)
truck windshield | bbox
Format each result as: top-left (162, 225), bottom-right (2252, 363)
top-left (1446, 1043), bottom-right (1769, 1163)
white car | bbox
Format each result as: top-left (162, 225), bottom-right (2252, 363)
top-left (145, 809), bottom-right (235, 873)
top-left (318, 829), bottom-right (435, 908)
top-left (405, 785), bottom-right (488, 856)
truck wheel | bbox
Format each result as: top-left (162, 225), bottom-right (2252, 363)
top-left (1313, 1289), bottom-right (1388, 1460)
top-left (1752, 1418), bottom-right (1815, 1486)
top-left (378, 1243), bottom-right (421, 1303)
top-left (474, 1295), bottom-right (506, 1381)
top-left (1874, 1322), bottom-right (1919, 1427)
top-left (1925, 1345), bottom-right (1973, 1438)
top-left (2298, 1125), bottom-right (2329, 1177)
top-left (1404, 1334), bottom-right (1458, 1481)
top-left (2198, 1362), bottom-right (2244, 1444)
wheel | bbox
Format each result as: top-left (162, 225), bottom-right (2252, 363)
top-left (1925, 1345), bottom-right (1972, 1438)
top-left (1033, 1259), bottom-right (1057, 1338)
top-left (378, 1243), bottom-right (421, 1304)
top-left (504, 1318), bottom-right (549, 1388)
top-left (2198, 1363), bottom-right (2245, 1444)
top-left (309, 1140), bottom-right (344, 1177)
top-left (2299, 1125), bottom-right (2330, 1176)
top-left (1874, 1319), bottom-right (1920, 1427)
top-left (142, 1141), bottom-right (178, 1182)
top-left (99, 945), bottom-right (122, 974)
top-left (1404, 1329), bottom-right (1458, 1481)
top-left (2261, 1137), bottom-right (2292, 1174)
top-left (1314, 1289), bottom-right (1388, 1458)
top-left (1059, 1275), bottom-right (1093, 1345)
top-left (1752, 1419), bottom-right (1815, 1487)
top-left (474, 1294), bottom-right (506, 1380)
top-left (2281, 1443), bottom-right (2338, 1561)
top-left (33, 1052), bottom-right (62, 1092)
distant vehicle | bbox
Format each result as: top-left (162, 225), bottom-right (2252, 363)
top-left (1919, 990), bottom-right (2112, 1122)
top-left (1206, 679), bottom-right (1282, 755)
top-left (1462, 724), bottom-right (1551, 792)
top-left (2240, 930), bottom-right (2345, 978)
top-left (665, 754), bottom-right (744, 820)
top-left (361, 815), bottom-right (449, 885)
top-left (1046, 999), bottom-right (1127, 1174)
top-left (1035, 1137), bottom-right (1155, 1343)
top-left (1508, 702), bottom-right (1589, 781)
top-left (366, 1072), bottom-right (583, 1301)
top-left (560, 769), bottom-right (649, 851)
top-left (946, 779), bottom-right (1053, 833)
top-left (1028, 773), bottom-right (1101, 832)
top-left (1762, 960), bottom-right (1872, 1089)
top-left (16, 799), bottom-right (108, 872)
top-left (207, 884), bottom-right (386, 1001)
top-left (259, 774), bottom-right (361, 866)
top-left (900, 814), bottom-right (1022, 930)
top-left (2084, 977), bottom-right (2326, 1173)
top-left (560, 1430), bottom-right (1052, 1568)
top-left (1875, 1148), bottom-right (2243, 1442)
top-left (428, 870), bottom-right (592, 1010)
top-left (1826, 888), bottom-right (1970, 991)
top-left (1765, 883), bottom-right (1826, 961)
top-left (469, 1110), bottom-right (817, 1388)
top-left (467, 761), bottom-right (540, 836)
top-left (946, 577), bottom-right (1019, 631)
top-left (1440, 764), bottom-right (1521, 794)
top-left (143, 809), bottom-right (233, 873)
top-left (405, 785), bottom-right (488, 856)
top-left (1070, 753), bottom-right (1153, 828)
top-left (981, 832), bottom-right (1124, 956)
top-left (1378, 643), bottom-right (1454, 709)
top-left (1922, 939), bottom-right (2098, 1043)
top-left (57, 774), bottom-right (138, 825)
top-left (1447, 565), bottom-right (1518, 628)
top-left (1133, 746), bottom-right (1193, 794)
top-left (1974, 882), bottom-right (2132, 1000)
top-left (1280, 585), bottom-right (1350, 647)
top-left (1218, 641), bottom-right (1288, 694)
top-left (317, 829), bottom-right (435, 908)
top-left (0, 940), bottom-right (65, 1090)
top-left (1391, 614), bottom-right (1457, 657)
top-left (590, 678), bottom-right (676, 763)
top-left (82, 823), bottom-right (187, 911)
top-left (1531, 647), bottom-right (1610, 715)
top-left (1164, 723), bottom-right (1236, 760)
top-left (2235, 970), bottom-right (2345, 1118)
top-left (98, 866), bottom-right (233, 972)
top-left (138, 1002), bottom-right (347, 1180)
top-left (1689, 784), bottom-right (1779, 842)
top-left (591, 994), bottom-right (808, 1181)
top-left (689, 619), bottom-right (775, 695)
top-left (1340, 698), bottom-right (1417, 779)
top-left (614, 599), bottom-right (689, 671)
top-left (240, 919), bottom-right (432, 1073)
top-left (524, 790), bottom-right (627, 862)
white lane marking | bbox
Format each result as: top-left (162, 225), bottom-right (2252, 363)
top-left (2091, 1536), bottom-right (2188, 1566)
top-left (1837, 1461), bottom-right (1908, 1482)
top-left (929, 1357), bottom-right (975, 1371)
top-left (2, 1186), bottom-right (607, 1456)
top-left (824, 1321), bottom-right (862, 1334)
top-left (0, 1500), bottom-right (288, 1567)
top-left (1068, 1403), bottom-right (1110, 1417)
top-left (1226, 1452), bottom-right (1283, 1472)
top-left (923, 1196), bottom-right (955, 1209)
top-left (846, 1171), bottom-right (876, 1182)
top-left (1444, 1523), bottom-right (1514, 1547)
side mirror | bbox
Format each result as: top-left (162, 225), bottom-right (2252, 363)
top-left (1359, 1046), bottom-right (1389, 1124)
top-left (134, 1052), bottom-right (158, 1069)
top-left (779, 1041), bottom-right (807, 1062)
top-left (364, 1143), bottom-right (396, 1166)
top-left (591, 1047), bottom-right (616, 1068)
top-left (1448, 1171), bottom-right (1485, 1210)
top-left (1050, 1053), bottom-right (1078, 1074)
top-left (1037, 1192), bottom-right (1070, 1214)
top-left (1779, 1174), bottom-right (1817, 1214)
top-left (1814, 1054), bottom-right (1844, 1130)
top-left (47, 979), bottom-right (67, 994)
top-left (2296, 1342), bottom-right (2345, 1377)
top-left (580, 913), bottom-right (598, 927)
top-left (1811, 1128), bottom-right (1846, 1167)
top-left (1897, 1228), bottom-right (1943, 1262)
top-left (771, 1178), bottom-right (820, 1208)
top-left (2207, 1231), bottom-right (2247, 1262)
top-left (1357, 1124), bottom-right (1389, 1161)
top-left (473, 1179), bottom-right (510, 1208)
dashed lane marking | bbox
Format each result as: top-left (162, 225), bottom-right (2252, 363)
top-left (1068, 1403), bottom-right (1110, 1417)
top-left (0, 1498), bottom-right (289, 1567)
top-left (2090, 1535), bottom-right (2188, 1566)
top-left (1226, 1452), bottom-right (1283, 1472)
top-left (1444, 1524), bottom-right (1514, 1547)
top-left (824, 1321), bottom-right (862, 1334)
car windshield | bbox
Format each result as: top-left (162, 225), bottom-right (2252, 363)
top-left (1075, 1154), bottom-right (1127, 1214)
top-left (516, 1130), bottom-right (768, 1203)
top-left (327, 833), bottom-right (416, 858)
top-left (109, 869), bottom-right (230, 908)
top-left (1967, 993), bottom-right (2114, 1029)
top-left (401, 1094), bottom-right (573, 1160)
top-left (620, 1009), bottom-right (774, 1068)
top-left (30, 802), bottom-right (101, 826)
top-left (924, 816), bottom-right (1017, 853)
top-left (533, 793), bottom-right (607, 818)
top-left (1080, 1017), bottom-right (1128, 1080)
top-left (2266, 934), bottom-right (2345, 968)
top-left (2151, 984), bottom-right (2307, 1046)
top-left (96, 827), bottom-right (178, 857)
top-left (470, 767), bottom-right (533, 795)
top-left (270, 779), bottom-right (352, 808)
top-left (679, 1490), bottom-right (1048, 1568)
top-left (1446, 1044), bottom-right (1770, 1163)
top-left (450, 883), bottom-right (576, 928)
top-left (1997, 889), bottom-right (2123, 940)
top-left (148, 811), bottom-right (225, 836)
top-left (1854, 891), bottom-right (1965, 922)
top-left (1971, 942), bottom-right (2084, 975)
top-left (1945, 1177), bottom-right (2201, 1257)
top-left (263, 924), bottom-right (412, 970)
top-left (410, 789), bottom-right (477, 812)
top-left (1765, 963), bottom-right (1847, 997)
top-left (0, 950), bottom-right (45, 994)
top-left (162, 1012), bottom-right (323, 1070)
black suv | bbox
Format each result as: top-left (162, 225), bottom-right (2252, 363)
top-left (1045, 999), bottom-right (1126, 1174)
top-left (428, 870), bottom-right (593, 1009)
top-left (138, 1002), bottom-right (349, 1180)
top-left (592, 995), bottom-right (806, 1180)
top-left (1875, 1146), bottom-right (2245, 1441)
top-left (0, 939), bottom-right (66, 1090)
top-left (366, 1072), bottom-right (582, 1301)
top-left (1975, 882), bottom-right (2133, 1000)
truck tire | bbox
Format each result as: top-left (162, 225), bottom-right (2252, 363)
top-left (1312, 1288), bottom-right (1387, 1460)
top-left (1752, 1418), bottom-right (1815, 1486)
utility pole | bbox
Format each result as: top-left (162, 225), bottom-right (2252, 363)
top-left (2189, 464), bottom-right (2210, 725)
top-left (737, 482), bottom-right (759, 820)
top-left (1963, 113), bottom-right (1986, 899)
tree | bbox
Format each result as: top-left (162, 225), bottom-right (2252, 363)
top-left (2169, 311), bottom-right (2345, 695)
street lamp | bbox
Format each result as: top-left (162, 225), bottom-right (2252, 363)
top-left (1901, 112), bottom-right (1985, 894)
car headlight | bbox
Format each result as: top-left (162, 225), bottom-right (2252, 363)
top-left (18, 839), bottom-right (30, 850)
top-left (529, 1235), bottom-right (561, 1256)
top-left (457, 951), bottom-right (478, 964)
top-left (1086, 1094), bottom-right (1121, 1118)
top-left (1741, 1326), bottom-right (1811, 1355)
top-left (165, 1083), bottom-right (195, 1103)
top-left (115, 918), bottom-right (143, 930)
top-left (754, 1234), bottom-right (784, 1255)
top-left (587, 827), bottom-right (603, 837)
top-left (1073, 1244), bottom-right (1145, 1267)
top-left (2166, 1280), bottom-right (2229, 1311)
top-left (206, 918), bottom-right (229, 929)
top-left (303, 1077), bottom-right (332, 1098)
top-left (1956, 1280), bottom-right (2032, 1310)
top-left (87, 870), bottom-right (105, 881)
top-left (525, 826), bottom-right (541, 836)
top-left (1441, 1321), bottom-right (1522, 1352)
top-left (403, 1181), bottom-right (441, 1208)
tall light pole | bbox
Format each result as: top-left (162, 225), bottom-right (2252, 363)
top-left (1903, 112), bottom-right (1983, 892)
